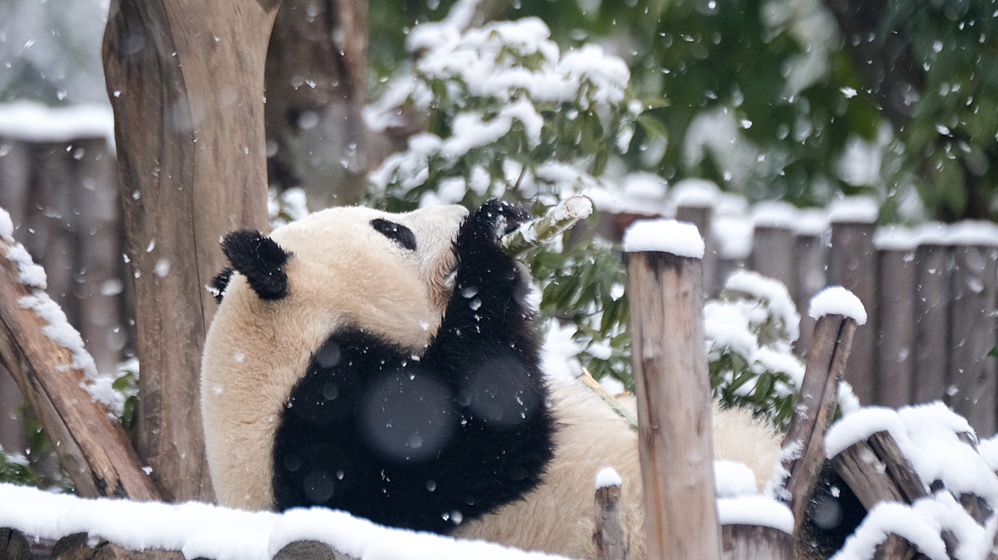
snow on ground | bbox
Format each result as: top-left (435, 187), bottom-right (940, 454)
top-left (0, 483), bottom-right (572, 560)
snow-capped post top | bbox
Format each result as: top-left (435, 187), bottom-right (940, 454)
top-left (624, 218), bottom-right (718, 558)
top-left (623, 218), bottom-right (705, 258)
top-left (808, 286), bottom-right (868, 326)
top-left (596, 466), bottom-right (623, 488)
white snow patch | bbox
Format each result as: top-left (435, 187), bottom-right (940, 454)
top-left (671, 178), bottom-right (721, 208)
top-left (793, 208), bottom-right (831, 237)
top-left (595, 466), bottom-right (622, 489)
top-left (807, 286), bottom-right (867, 325)
top-left (712, 215), bottom-right (754, 260)
top-left (0, 483), bottom-right (571, 560)
top-left (824, 403), bottom-right (997, 503)
top-left (0, 101), bottom-right (115, 146)
top-left (6, 243), bottom-right (48, 289)
top-left (0, 207), bottom-right (13, 243)
top-left (752, 200), bottom-right (798, 228)
top-left (540, 319), bottom-right (582, 383)
top-left (714, 460), bottom-right (758, 498)
top-left (828, 196), bottom-right (878, 224)
top-left (1, 227), bottom-right (117, 409)
top-left (724, 271), bottom-right (800, 343)
top-left (717, 495), bottom-right (794, 534)
top-left (623, 219), bottom-right (704, 258)
top-left (831, 494), bottom-right (986, 560)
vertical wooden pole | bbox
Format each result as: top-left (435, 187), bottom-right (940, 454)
top-left (780, 313), bottom-right (858, 530)
top-left (791, 232), bottom-right (826, 356)
top-left (828, 221), bottom-right (876, 404)
top-left (949, 244), bottom-right (998, 435)
top-left (626, 243), bottom-right (720, 560)
top-left (675, 204), bottom-right (716, 297)
top-left (102, 0), bottom-right (276, 502)
top-left (751, 225), bottom-right (795, 297)
top-left (594, 477), bottom-right (627, 560)
top-left (875, 248), bottom-right (917, 408)
top-left (913, 243), bottom-right (951, 404)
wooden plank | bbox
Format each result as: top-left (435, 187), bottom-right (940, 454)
top-left (751, 225), bottom-right (795, 296)
top-left (103, 0), bottom-right (275, 501)
top-left (627, 251), bottom-right (721, 560)
top-left (791, 232), bottom-right (826, 356)
top-left (948, 245), bottom-right (998, 435)
top-left (912, 244), bottom-right (951, 404)
top-left (676, 205), bottom-right (717, 297)
top-left (875, 249), bottom-right (917, 407)
top-left (71, 138), bottom-right (125, 376)
top-left (828, 221), bottom-right (877, 405)
top-left (0, 138), bottom-right (32, 459)
top-left (831, 431), bottom-right (926, 510)
top-left (780, 313), bottom-right (858, 530)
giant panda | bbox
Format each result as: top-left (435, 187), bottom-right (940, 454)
top-left (200, 200), bottom-right (781, 559)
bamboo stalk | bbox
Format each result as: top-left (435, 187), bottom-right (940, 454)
top-left (581, 368), bottom-right (638, 431)
top-left (501, 195), bottom-right (593, 256)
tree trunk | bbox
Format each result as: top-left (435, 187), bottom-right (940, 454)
top-left (102, 0), bottom-right (275, 503)
top-left (265, 0), bottom-right (369, 210)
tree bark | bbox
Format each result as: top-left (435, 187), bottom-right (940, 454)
top-left (102, 0), bottom-right (275, 502)
top-left (780, 313), bottom-right (858, 532)
top-left (626, 250), bottom-right (721, 560)
top-left (265, 0), bottom-right (369, 210)
top-left (0, 237), bottom-right (159, 501)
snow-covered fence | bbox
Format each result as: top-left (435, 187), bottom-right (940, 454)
top-left (0, 102), bottom-right (128, 463)
top-left (597, 181), bottom-right (998, 436)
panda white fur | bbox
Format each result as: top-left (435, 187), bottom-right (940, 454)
top-left (201, 200), bottom-right (781, 559)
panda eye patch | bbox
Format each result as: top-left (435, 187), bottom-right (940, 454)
top-left (371, 219), bottom-right (417, 252)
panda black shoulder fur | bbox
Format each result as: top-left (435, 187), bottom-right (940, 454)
top-left (201, 200), bottom-right (781, 559)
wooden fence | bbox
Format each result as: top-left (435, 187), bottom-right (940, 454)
top-left (600, 188), bottom-right (998, 437)
top-left (1, 109), bottom-right (997, 446)
top-left (0, 102), bottom-right (129, 465)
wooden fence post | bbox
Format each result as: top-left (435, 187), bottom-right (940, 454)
top-left (828, 220), bottom-right (876, 405)
top-left (102, 0), bottom-right (276, 501)
top-left (675, 203), bottom-right (716, 296)
top-left (913, 242), bottom-right (951, 404)
top-left (790, 227), bottom-right (827, 356)
top-left (875, 245), bottom-right (917, 408)
top-left (624, 220), bottom-right (721, 560)
top-left (949, 244), bottom-right (998, 435)
top-left (779, 288), bottom-right (863, 532)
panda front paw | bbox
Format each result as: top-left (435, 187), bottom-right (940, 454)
top-left (472, 199), bottom-right (531, 245)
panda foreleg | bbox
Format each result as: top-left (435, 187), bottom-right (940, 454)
top-left (273, 200), bottom-right (555, 536)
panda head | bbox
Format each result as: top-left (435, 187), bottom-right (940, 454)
top-left (201, 204), bottom-right (469, 510)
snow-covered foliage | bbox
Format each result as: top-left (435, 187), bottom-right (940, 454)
top-left (268, 187), bottom-right (310, 229)
top-left (705, 271), bottom-right (862, 429)
top-left (706, 271), bottom-right (805, 429)
top-left (366, 15), bottom-right (637, 211)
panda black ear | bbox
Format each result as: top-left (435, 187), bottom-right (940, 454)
top-left (220, 230), bottom-right (292, 300)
